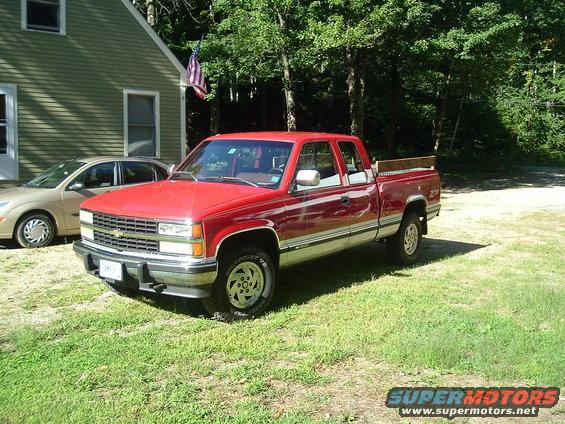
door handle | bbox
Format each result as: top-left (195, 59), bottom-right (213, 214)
top-left (340, 195), bottom-right (350, 205)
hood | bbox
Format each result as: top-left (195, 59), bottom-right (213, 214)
top-left (0, 186), bottom-right (56, 209)
top-left (80, 180), bottom-right (277, 221)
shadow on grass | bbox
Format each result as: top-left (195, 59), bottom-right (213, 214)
top-left (0, 235), bottom-right (80, 250)
top-left (137, 237), bottom-right (487, 318)
top-left (273, 238), bottom-right (486, 310)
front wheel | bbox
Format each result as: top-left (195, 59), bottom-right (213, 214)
top-left (202, 244), bottom-right (276, 322)
top-left (15, 213), bottom-right (55, 248)
top-left (386, 212), bottom-right (423, 265)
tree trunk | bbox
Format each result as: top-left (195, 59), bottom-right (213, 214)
top-left (386, 60), bottom-right (401, 158)
top-left (449, 94), bottom-right (465, 151)
top-left (346, 51), bottom-right (366, 139)
top-left (434, 57), bottom-right (454, 154)
top-left (261, 82), bottom-right (268, 130)
top-left (146, 0), bottom-right (156, 26)
top-left (276, 9), bottom-right (297, 131)
top-left (210, 85), bottom-right (220, 135)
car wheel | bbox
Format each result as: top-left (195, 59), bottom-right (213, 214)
top-left (201, 243), bottom-right (276, 322)
top-left (15, 213), bottom-right (55, 248)
top-left (386, 212), bottom-right (423, 265)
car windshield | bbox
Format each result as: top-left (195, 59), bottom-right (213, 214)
top-left (171, 139), bottom-right (293, 189)
top-left (24, 160), bottom-right (86, 189)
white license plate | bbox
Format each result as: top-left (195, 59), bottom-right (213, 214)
top-left (99, 259), bottom-right (123, 281)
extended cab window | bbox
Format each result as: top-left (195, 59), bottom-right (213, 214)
top-left (338, 141), bottom-right (368, 184)
top-left (72, 162), bottom-right (116, 189)
top-left (122, 161), bottom-right (157, 185)
top-left (296, 142), bottom-right (340, 191)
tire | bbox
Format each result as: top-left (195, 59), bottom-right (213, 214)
top-left (201, 243), bottom-right (276, 322)
top-left (386, 212), bottom-right (423, 265)
top-left (15, 213), bottom-right (55, 248)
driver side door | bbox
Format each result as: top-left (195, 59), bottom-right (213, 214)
top-left (60, 161), bottom-right (120, 233)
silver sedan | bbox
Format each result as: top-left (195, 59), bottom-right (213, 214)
top-left (0, 157), bottom-right (170, 248)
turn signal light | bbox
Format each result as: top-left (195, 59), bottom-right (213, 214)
top-left (191, 242), bottom-right (204, 257)
top-left (191, 224), bottom-right (203, 239)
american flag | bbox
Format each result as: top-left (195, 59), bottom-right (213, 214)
top-left (186, 40), bottom-right (207, 99)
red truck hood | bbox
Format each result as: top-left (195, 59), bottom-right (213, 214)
top-left (80, 180), bottom-right (274, 221)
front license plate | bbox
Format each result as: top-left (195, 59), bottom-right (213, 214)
top-left (99, 259), bottom-right (123, 281)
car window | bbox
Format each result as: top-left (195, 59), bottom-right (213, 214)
top-left (154, 165), bottom-right (169, 181)
top-left (295, 141), bottom-right (340, 192)
top-left (172, 139), bottom-right (292, 188)
top-left (122, 161), bottom-right (156, 185)
top-left (338, 141), bottom-right (368, 184)
top-left (73, 162), bottom-right (116, 189)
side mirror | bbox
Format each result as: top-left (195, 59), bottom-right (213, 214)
top-left (68, 182), bottom-right (85, 191)
top-left (296, 170), bottom-right (320, 187)
top-left (168, 164), bottom-right (176, 175)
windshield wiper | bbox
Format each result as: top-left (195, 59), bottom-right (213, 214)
top-left (204, 176), bottom-right (258, 187)
top-left (171, 171), bottom-right (199, 182)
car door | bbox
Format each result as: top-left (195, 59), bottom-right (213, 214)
top-left (120, 160), bottom-right (167, 188)
top-left (281, 140), bottom-right (351, 267)
top-left (60, 161), bottom-right (120, 232)
top-left (336, 140), bottom-right (380, 248)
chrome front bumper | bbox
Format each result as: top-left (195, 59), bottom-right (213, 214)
top-left (73, 240), bottom-right (217, 298)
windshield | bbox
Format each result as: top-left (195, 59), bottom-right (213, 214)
top-left (25, 160), bottom-right (86, 189)
top-left (171, 139), bottom-right (293, 189)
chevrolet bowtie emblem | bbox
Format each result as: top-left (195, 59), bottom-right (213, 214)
top-left (112, 229), bottom-right (124, 238)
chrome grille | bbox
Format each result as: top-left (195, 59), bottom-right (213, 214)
top-left (93, 212), bottom-right (158, 235)
top-left (93, 231), bottom-right (159, 253)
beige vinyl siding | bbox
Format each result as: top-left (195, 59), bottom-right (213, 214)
top-left (0, 0), bottom-right (183, 185)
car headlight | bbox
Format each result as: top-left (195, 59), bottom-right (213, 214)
top-left (158, 222), bottom-right (202, 238)
top-left (159, 241), bottom-right (203, 256)
top-left (80, 210), bottom-right (93, 224)
top-left (0, 201), bottom-right (10, 211)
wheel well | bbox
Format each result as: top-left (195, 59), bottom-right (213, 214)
top-left (217, 229), bottom-right (280, 269)
top-left (403, 200), bottom-right (427, 235)
top-left (14, 209), bottom-right (58, 237)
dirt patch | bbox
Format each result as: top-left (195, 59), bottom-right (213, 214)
top-left (266, 357), bottom-right (563, 423)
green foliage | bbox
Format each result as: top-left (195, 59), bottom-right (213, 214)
top-left (132, 0), bottom-right (564, 163)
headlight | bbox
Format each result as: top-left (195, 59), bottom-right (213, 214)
top-left (158, 222), bottom-right (202, 238)
top-left (0, 201), bottom-right (10, 211)
top-left (159, 241), bottom-right (203, 256)
top-left (80, 227), bottom-right (94, 240)
top-left (80, 210), bottom-right (93, 224)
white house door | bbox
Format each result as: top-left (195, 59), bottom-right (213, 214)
top-left (0, 85), bottom-right (18, 181)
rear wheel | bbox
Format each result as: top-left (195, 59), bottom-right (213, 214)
top-left (386, 212), bottom-right (423, 265)
top-left (15, 213), bottom-right (55, 248)
top-left (202, 244), bottom-right (276, 322)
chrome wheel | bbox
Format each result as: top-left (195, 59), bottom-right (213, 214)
top-left (403, 222), bottom-right (419, 255)
top-left (23, 219), bottom-right (51, 245)
top-left (226, 261), bottom-right (265, 309)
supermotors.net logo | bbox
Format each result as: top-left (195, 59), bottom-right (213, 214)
top-left (385, 387), bottom-right (560, 419)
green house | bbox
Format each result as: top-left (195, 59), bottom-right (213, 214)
top-left (0, 0), bottom-right (188, 188)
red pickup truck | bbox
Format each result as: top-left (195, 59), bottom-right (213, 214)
top-left (74, 132), bottom-right (441, 320)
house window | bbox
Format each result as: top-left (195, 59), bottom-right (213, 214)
top-left (0, 84), bottom-right (18, 180)
top-left (23, 0), bottom-right (66, 34)
top-left (123, 90), bottom-right (160, 158)
top-left (0, 94), bottom-right (6, 155)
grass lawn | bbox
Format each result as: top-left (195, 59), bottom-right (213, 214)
top-left (0, 195), bottom-right (563, 422)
